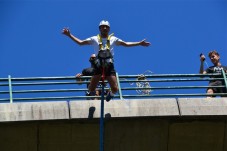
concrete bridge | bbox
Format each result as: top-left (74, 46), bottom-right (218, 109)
top-left (1, 98), bottom-right (227, 151)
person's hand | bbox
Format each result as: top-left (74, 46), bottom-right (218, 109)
top-left (75, 73), bottom-right (83, 85)
top-left (62, 27), bottom-right (71, 36)
top-left (140, 39), bottom-right (151, 47)
top-left (75, 73), bottom-right (82, 78)
top-left (200, 54), bottom-right (206, 62)
top-left (75, 73), bottom-right (83, 82)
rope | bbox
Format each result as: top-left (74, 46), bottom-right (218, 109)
top-left (120, 70), bottom-right (153, 95)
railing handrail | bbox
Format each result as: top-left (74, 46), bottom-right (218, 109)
top-left (0, 72), bottom-right (226, 103)
top-left (0, 73), bottom-right (223, 81)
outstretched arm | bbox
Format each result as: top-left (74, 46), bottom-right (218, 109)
top-left (118, 39), bottom-right (151, 47)
top-left (62, 28), bottom-right (90, 45)
top-left (199, 54), bottom-right (206, 74)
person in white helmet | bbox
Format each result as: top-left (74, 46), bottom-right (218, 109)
top-left (62, 20), bottom-right (151, 101)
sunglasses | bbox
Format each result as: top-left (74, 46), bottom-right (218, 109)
top-left (90, 57), bottom-right (96, 60)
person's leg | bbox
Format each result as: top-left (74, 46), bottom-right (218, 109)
top-left (88, 75), bottom-right (101, 95)
top-left (207, 81), bottom-right (219, 98)
top-left (106, 75), bottom-right (118, 94)
top-left (206, 88), bottom-right (214, 98)
top-left (96, 90), bottom-right (100, 96)
top-left (105, 75), bottom-right (118, 101)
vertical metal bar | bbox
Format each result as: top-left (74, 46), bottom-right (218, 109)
top-left (221, 68), bottom-right (227, 91)
top-left (8, 75), bottom-right (13, 103)
top-left (116, 72), bottom-right (123, 100)
top-left (99, 84), bottom-right (105, 151)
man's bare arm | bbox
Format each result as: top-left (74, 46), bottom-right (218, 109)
top-left (62, 28), bottom-right (90, 45)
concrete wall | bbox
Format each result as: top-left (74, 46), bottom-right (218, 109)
top-left (0, 98), bottom-right (227, 151)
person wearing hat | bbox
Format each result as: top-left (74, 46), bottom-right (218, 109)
top-left (62, 20), bottom-right (151, 101)
top-left (75, 54), bottom-right (109, 99)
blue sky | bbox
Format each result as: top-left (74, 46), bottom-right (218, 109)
top-left (1, 0), bottom-right (226, 78)
top-left (0, 0), bottom-right (227, 98)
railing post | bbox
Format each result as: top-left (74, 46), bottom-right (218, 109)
top-left (8, 75), bottom-right (13, 103)
top-left (116, 72), bottom-right (123, 100)
top-left (221, 68), bottom-right (227, 91)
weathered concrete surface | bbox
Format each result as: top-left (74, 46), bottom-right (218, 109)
top-left (1, 119), bottom-right (227, 151)
top-left (38, 122), bottom-right (99, 151)
top-left (70, 99), bottom-right (179, 118)
top-left (224, 123), bottom-right (227, 151)
top-left (178, 98), bottom-right (227, 115)
top-left (0, 101), bottom-right (69, 122)
top-left (168, 120), bottom-right (225, 151)
top-left (0, 123), bottom-right (37, 151)
top-left (105, 119), bottom-right (169, 151)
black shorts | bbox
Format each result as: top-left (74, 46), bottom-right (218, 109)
top-left (207, 81), bottom-right (227, 96)
top-left (93, 63), bottom-right (116, 76)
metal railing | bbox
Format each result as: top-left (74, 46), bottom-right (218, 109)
top-left (0, 70), bottom-right (227, 103)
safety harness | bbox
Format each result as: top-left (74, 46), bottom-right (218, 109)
top-left (97, 33), bottom-right (114, 51)
top-left (94, 33), bottom-right (114, 69)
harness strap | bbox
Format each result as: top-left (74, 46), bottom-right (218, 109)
top-left (97, 33), bottom-right (114, 51)
top-left (101, 67), bottom-right (105, 84)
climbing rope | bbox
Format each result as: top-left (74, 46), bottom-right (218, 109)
top-left (135, 70), bottom-right (153, 95)
top-left (121, 70), bottom-right (153, 95)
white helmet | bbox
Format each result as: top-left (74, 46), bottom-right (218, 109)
top-left (99, 20), bottom-right (110, 27)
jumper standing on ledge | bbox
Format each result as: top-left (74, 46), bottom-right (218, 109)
top-left (62, 20), bottom-right (151, 101)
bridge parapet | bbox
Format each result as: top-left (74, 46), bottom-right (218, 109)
top-left (1, 98), bottom-right (227, 122)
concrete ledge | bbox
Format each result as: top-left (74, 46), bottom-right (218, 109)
top-left (0, 101), bottom-right (69, 122)
top-left (3, 98), bottom-right (227, 122)
top-left (178, 98), bottom-right (227, 116)
top-left (69, 99), bottom-right (179, 118)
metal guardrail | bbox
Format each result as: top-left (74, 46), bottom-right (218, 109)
top-left (0, 71), bottom-right (227, 103)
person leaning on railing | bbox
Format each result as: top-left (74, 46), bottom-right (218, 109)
top-left (199, 50), bottom-right (227, 97)
top-left (75, 54), bottom-right (108, 99)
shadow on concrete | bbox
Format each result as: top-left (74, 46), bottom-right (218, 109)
top-left (88, 106), bottom-right (96, 118)
top-left (105, 113), bottom-right (111, 118)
